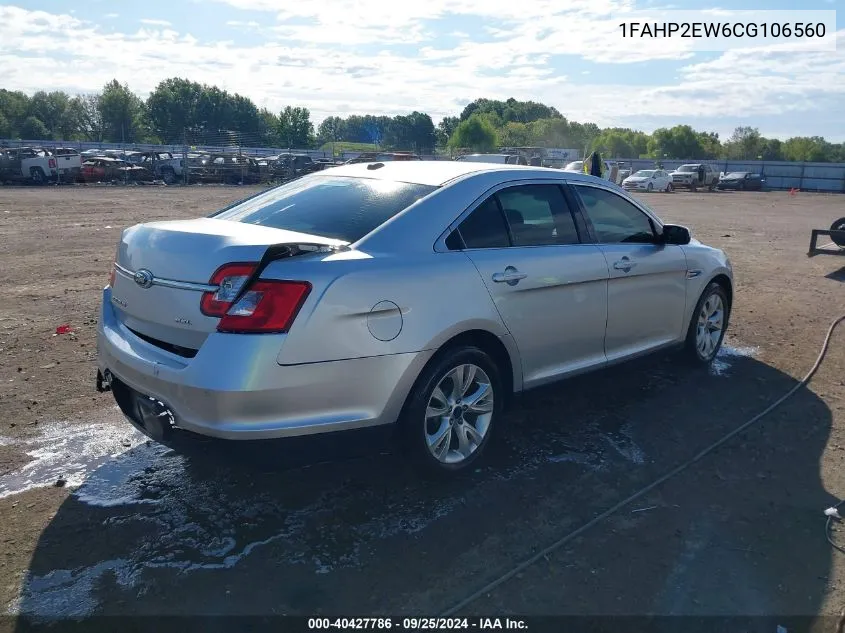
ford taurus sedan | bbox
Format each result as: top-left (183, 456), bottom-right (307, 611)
top-left (97, 161), bottom-right (733, 477)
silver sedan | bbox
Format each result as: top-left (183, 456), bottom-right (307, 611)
top-left (97, 161), bottom-right (733, 477)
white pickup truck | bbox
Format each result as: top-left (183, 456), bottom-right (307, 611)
top-left (0, 147), bottom-right (82, 184)
top-left (669, 163), bottom-right (719, 191)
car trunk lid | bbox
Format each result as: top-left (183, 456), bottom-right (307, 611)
top-left (111, 217), bottom-right (345, 351)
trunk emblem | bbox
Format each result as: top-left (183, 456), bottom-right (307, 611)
top-left (134, 269), bottom-right (154, 289)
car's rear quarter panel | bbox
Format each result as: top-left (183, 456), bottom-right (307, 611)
top-left (271, 250), bottom-right (511, 366)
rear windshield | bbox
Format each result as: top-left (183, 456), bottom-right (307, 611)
top-left (213, 175), bottom-right (437, 243)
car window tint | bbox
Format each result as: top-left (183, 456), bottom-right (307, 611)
top-left (496, 184), bottom-right (579, 246)
top-left (215, 175), bottom-right (437, 243)
top-left (573, 186), bottom-right (656, 244)
top-left (457, 196), bottom-right (511, 249)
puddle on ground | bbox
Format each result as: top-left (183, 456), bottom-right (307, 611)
top-left (710, 344), bottom-right (759, 377)
top-left (7, 340), bottom-right (755, 618)
top-left (0, 417), bottom-right (146, 499)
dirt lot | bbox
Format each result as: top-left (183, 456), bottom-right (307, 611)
top-left (0, 184), bottom-right (844, 630)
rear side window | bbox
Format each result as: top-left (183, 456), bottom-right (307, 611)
top-left (457, 197), bottom-right (510, 249)
top-left (214, 175), bottom-right (437, 243)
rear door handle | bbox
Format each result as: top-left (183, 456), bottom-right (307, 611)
top-left (492, 266), bottom-right (527, 285)
top-left (613, 257), bottom-right (637, 272)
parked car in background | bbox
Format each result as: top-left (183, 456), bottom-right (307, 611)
top-left (455, 154), bottom-right (529, 165)
top-left (563, 160), bottom-right (621, 184)
top-left (97, 161), bottom-right (733, 477)
top-left (81, 157), bottom-right (155, 183)
top-left (0, 147), bottom-right (59, 184)
top-left (622, 169), bottom-right (673, 193)
top-left (670, 163), bottom-right (719, 191)
top-left (51, 148), bottom-right (84, 181)
top-left (137, 151), bottom-right (185, 184)
top-left (716, 171), bottom-right (765, 191)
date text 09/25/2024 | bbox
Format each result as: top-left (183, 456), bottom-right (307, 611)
top-left (307, 618), bottom-right (528, 630)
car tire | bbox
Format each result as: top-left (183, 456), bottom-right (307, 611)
top-left (647, 182), bottom-right (653, 192)
top-left (666, 183), bottom-right (673, 193)
top-left (30, 167), bottom-right (46, 185)
top-left (399, 345), bottom-right (503, 478)
top-left (831, 217), bottom-right (845, 248)
top-left (690, 183), bottom-right (697, 192)
top-left (161, 167), bottom-right (176, 184)
top-left (683, 282), bottom-right (730, 365)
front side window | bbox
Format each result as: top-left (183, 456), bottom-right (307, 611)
top-left (214, 175), bottom-right (437, 243)
top-left (572, 185), bottom-right (656, 244)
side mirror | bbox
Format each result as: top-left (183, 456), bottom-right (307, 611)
top-left (662, 224), bottom-right (691, 245)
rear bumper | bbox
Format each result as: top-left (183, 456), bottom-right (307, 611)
top-left (97, 287), bottom-right (432, 441)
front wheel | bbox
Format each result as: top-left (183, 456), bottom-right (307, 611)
top-left (647, 182), bottom-right (653, 192)
top-left (665, 182), bottom-right (673, 193)
top-left (400, 346), bottom-right (502, 478)
top-left (684, 282), bottom-right (730, 364)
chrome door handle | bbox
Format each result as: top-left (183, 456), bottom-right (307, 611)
top-left (492, 266), bottom-right (527, 285)
top-left (613, 258), bottom-right (637, 272)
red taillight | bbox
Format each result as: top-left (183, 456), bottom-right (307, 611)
top-left (109, 265), bottom-right (116, 288)
top-left (48, 158), bottom-right (57, 169)
top-left (217, 280), bottom-right (311, 334)
top-left (200, 263), bottom-right (258, 317)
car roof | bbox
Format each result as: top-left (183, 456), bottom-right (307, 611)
top-left (316, 160), bottom-right (609, 187)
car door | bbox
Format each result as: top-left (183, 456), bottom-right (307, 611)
top-left (655, 170), bottom-right (669, 190)
top-left (446, 182), bottom-right (610, 388)
top-left (569, 183), bottom-right (689, 362)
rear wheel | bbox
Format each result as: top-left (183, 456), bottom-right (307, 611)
top-left (831, 217), bottom-right (845, 248)
top-left (683, 282), bottom-right (730, 364)
top-left (665, 182), bottom-right (673, 193)
top-left (400, 346), bottom-right (502, 478)
top-left (30, 167), bottom-right (46, 185)
top-left (160, 167), bottom-right (176, 184)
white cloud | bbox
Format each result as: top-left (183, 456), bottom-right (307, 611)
top-left (0, 4), bottom-right (842, 141)
top-left (105, 13), bottom-right (119, 19)
top-left (139, 18), bottom-right (172, 27)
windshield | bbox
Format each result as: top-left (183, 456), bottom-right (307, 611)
top-left (214, 175), bottom-right (438, 242)
top-left (633, 170), bottom-right (655, 177)
top-left (677, 165), bottom-right (697, 172)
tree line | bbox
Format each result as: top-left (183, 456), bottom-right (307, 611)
top-left (1, 80), bottom-right (842, 162)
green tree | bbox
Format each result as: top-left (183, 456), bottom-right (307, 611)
top-left (147, 78), bottom-right (204, 143)
top-left (28, 91), bottom-right (75, 139)
top-left (591, 130), bottom-right (635, 158)
top-left (647, 125), bottom-right (705, 159)
top-left (316, 116), bottom-right (346, 146)
top-left (696, 131), bottom-right (721, 159)
top-left (723, 126), bottom-right (762, 160)
top-left (99, 80), bottom-right (146, 143)
top-left (781, 136), bottom-right (830, 162)
top-left (528, 118), bottom-right (571, 147)
top-left (448, 114), bottom-right (498, 152)
top-left (499, 121), bottom-right (533, 147)
top-left (20, 116), bottom-right (50, 139)
top-left (0, 111), bottom-right (11, 138)
top-left (758, 138), bottom-right (784, 161)
top-left (278, 106), bottom-right (315, 148)
top-left (436, 116), bottom-right (459, 148)
top-left (0, 89), bottom-right (30, 136)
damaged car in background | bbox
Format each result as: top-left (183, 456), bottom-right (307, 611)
top-left (81, 157), bottom-right (156, 183)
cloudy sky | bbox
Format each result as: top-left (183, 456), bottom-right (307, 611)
top-left (0, 0), bottom-right (842, 141)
